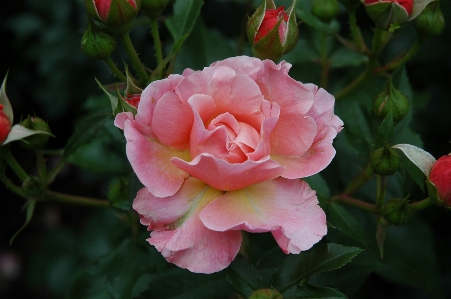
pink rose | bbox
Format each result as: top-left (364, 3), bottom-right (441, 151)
top-left (115, 56), bottom-right (343, 273)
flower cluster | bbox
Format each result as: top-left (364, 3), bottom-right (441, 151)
top-left (115, 56), bottom-right (343, 273)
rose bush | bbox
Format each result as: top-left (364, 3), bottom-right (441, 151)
top-left (115, 56), bottom-right (343, 273)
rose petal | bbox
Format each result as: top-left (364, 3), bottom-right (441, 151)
top-left (135, 74), bottom-right (184, 137)
top-left (123, 119), bottom-right (190, 197)
top-left (133, 177), bottom-right (242, 274)
top-left (200, 178), bottom-right (327, 253)
top-left (171, 154), bottom-right (284, 191)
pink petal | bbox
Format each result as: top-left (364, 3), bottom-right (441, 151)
top-left (171, 154), bottom-right (284, 191)
top-left (133, 177), bottom-right (242, 274)
top-left (210, 56), bottom-right (263, 79)
top-left (135, 74), bottom-right (184, 137)
top-left (200, 178), bottom-right (327, 253)
top-left (114, 112), bottom-right (134, 130)
top-left (123, 119), bottom-right (190, 197)
top-left (151, 90), bottom-right (194, 150)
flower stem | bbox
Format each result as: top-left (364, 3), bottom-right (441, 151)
top-left (47, 157), bottom-right (66, 185)
top-left (120, 32), bottom-right (150, 86)
top-left (374, 41), bottom-right (419, 74)
top-left (410, 197), bottom-right (434, 212)
top-left (36, 149), bottom-right (47, 182)
top-left (376, 175), bottom-right (387, 210)
top-left (320, 31), bottom-right (330, 89)
top-left (0, 174), bottom-right (24, 197)
top-left (42, 190), bottom-right (109, 208)
top-left (4, 149), bottom-right (28, 181)
top-left (103, 57), bottom-right (127, 82)
top-left (348, 9), bottom-right (368, 53)
top-left (150, 18), bottom-right (163, 65)
top-left (331, 194), bottom-right (377, 213)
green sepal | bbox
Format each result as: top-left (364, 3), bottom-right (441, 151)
top-left (125, 65), bottom-right (143, 95)
top-left (2, 124), bottom-right (54, 146)
top-left (0, 72), bottom-right (13, 124)
top-left (426, 178), bottom-right (442, 207)
top-left (365, 2), bottom-right (409, 29)
top-left (10, 199), bottom-right (36, 245)
top-left (247, 0), bottom-right (269, 44)
top-left (252, 17), bottom-right (285, 61)
top-left (118, 86), bottom-right (138, 116)
top-left (283, 0), bottom-right (299, 54)
top-left (95, 78), bottom-right (121, 115)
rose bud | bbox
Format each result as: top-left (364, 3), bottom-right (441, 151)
top-left (311, 0), bottom-right (340, 23)
top-left (371, 143), bottom-right (401, 176)
top-left (0, 104), bottom-right (11, 144)
top-left (414, 2), bottom-right (445, 39)
top-left (81, 22), bottom-right (116, 60)
top-left (141, 0), bottom-right (170, 19)
top-left (19, 116), bottom-right (51, 149)
top-left (364, 0), bottom-right (413, 29)
top-left (247, 0), bottom-right (299, 62)
top-left (84, 0), bottom-right (141, 34)
top-left (429, 154), bottom-right (451, 206)
top-left (125, 93), bottom-right (141, 108)
top-left (382, 197), bottom-right (412, 226)
top-left (373, 78), bottom-right (409, 123)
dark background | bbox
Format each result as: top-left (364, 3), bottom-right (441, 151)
top-left (1, 0), bottom-right (450, 298)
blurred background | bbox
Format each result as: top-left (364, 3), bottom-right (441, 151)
top-left (1, 0), bottom-right (450, 298)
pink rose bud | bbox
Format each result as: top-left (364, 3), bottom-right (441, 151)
top-left (429, 155), bottom-right (451, 206)
top-left (125, 93), bottom-right (141, 108)
top-left (247, 0), bottom-right (299, 62)
top-left (364, 0), bottom-right (413, 29)
top-left (0, 104), bottom-right (11, 144)
top-left (84, 0), bottom-right (141, 34)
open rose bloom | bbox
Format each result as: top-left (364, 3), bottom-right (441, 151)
top-left (115, 56), bottom-right (343, 273)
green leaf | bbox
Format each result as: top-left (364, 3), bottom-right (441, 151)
top-left (165, 0), bottom-right (204, 41)
top-left (295, 8), bottom-right (338, 35)
top-left (375, 110), bottom-right (394, 148)
top-left (327, 204), bottom-right (372, 251)
top-left (108, 177), bottom-right (131, 211)
top-left (2, 124), bottom-right (53, 146)
top-left (271, 243), bottom-right (364, 294)
top-left (10, 199), bottom-right (36, 245)
top-left (329, 47), bottom-right (368, 68)
top-left (63, 114), bottom-right (110, 158)
top-left (224, 253), bottom-right (264, 298)
top-left (295, 283), bottom-right (347, 299)
top-left (0, 72), bottom-right (13, 123)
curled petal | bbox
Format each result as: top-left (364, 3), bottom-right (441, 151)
top-left (200, 178), bottom-right (327, 253)
top-left (133, 177), bottom-right (242, 273)
top-left (171, 154), bottom-right (284, 191)
top-left (123, 120), bottom-right (190, 197)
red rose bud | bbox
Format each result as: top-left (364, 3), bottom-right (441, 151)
top-left (0, 104), bottom-right (11, 144)
top-left (247, 0), bottom-right (299, 62)
top-left (125, 94), bottom-right (141, 108)
top-left (364, 0), bottom-right (412, 29)
top-left (414, 2), bottom-right (445, 38)
top-left (429, 155), bottom-right (451, 206)
top-left (84, 0), bottom-right (141, 34)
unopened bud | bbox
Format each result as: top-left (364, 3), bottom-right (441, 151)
top-left (382, 197), bottom-right (412, 226)
top-left (428, 154), bottom-right (451, 207)
top-left (19, 117), bottom-right (51, 149)
top-left (414, 2), bottom-right (445, 38)
top-left (364, 0), bottom-right (412, 29)
top-left (141, 0), bottom-right (170, 19)
top-left (311, 0), bottom-right (340, 23)
top-left (81, 22), bottom-right (116, 60)
top-left (0, 104), bottom-right (11, 144)
top-left (373, 79), bottom-right (409, 123)
top-left (371, 143), bottom-right (401, 176)
top-left (247, 0), bottom-right (299, 62)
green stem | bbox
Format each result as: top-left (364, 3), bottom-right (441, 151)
top-left (0, 174), bottom-right (24, 197)
top-left (4, 150), bottom-right (28, 181)
top-left (348, 9), bottom-right (368, 53)
top-left (103, 57), bottom-right (127, 82)
top-left (47, 157), bottom-right (66, 185)
top-left (150, 18), bottom-right (163, 65)
top-left (410, 197), bottom-right (434, 212)
top-left (36, 149), bottom-right (47, 182)
top-left (120, 32), bottom-right (150, 86)
top-left (374, 41), bottom-right (420, 74)
top-left (42, 190), bottom-right (109, 208)
top-left (376, 175), bottom-right (387, 209)
top-left (344, 163), bottom-right (373, 195)
top-left (331, 194), bottom-right (377, 213)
